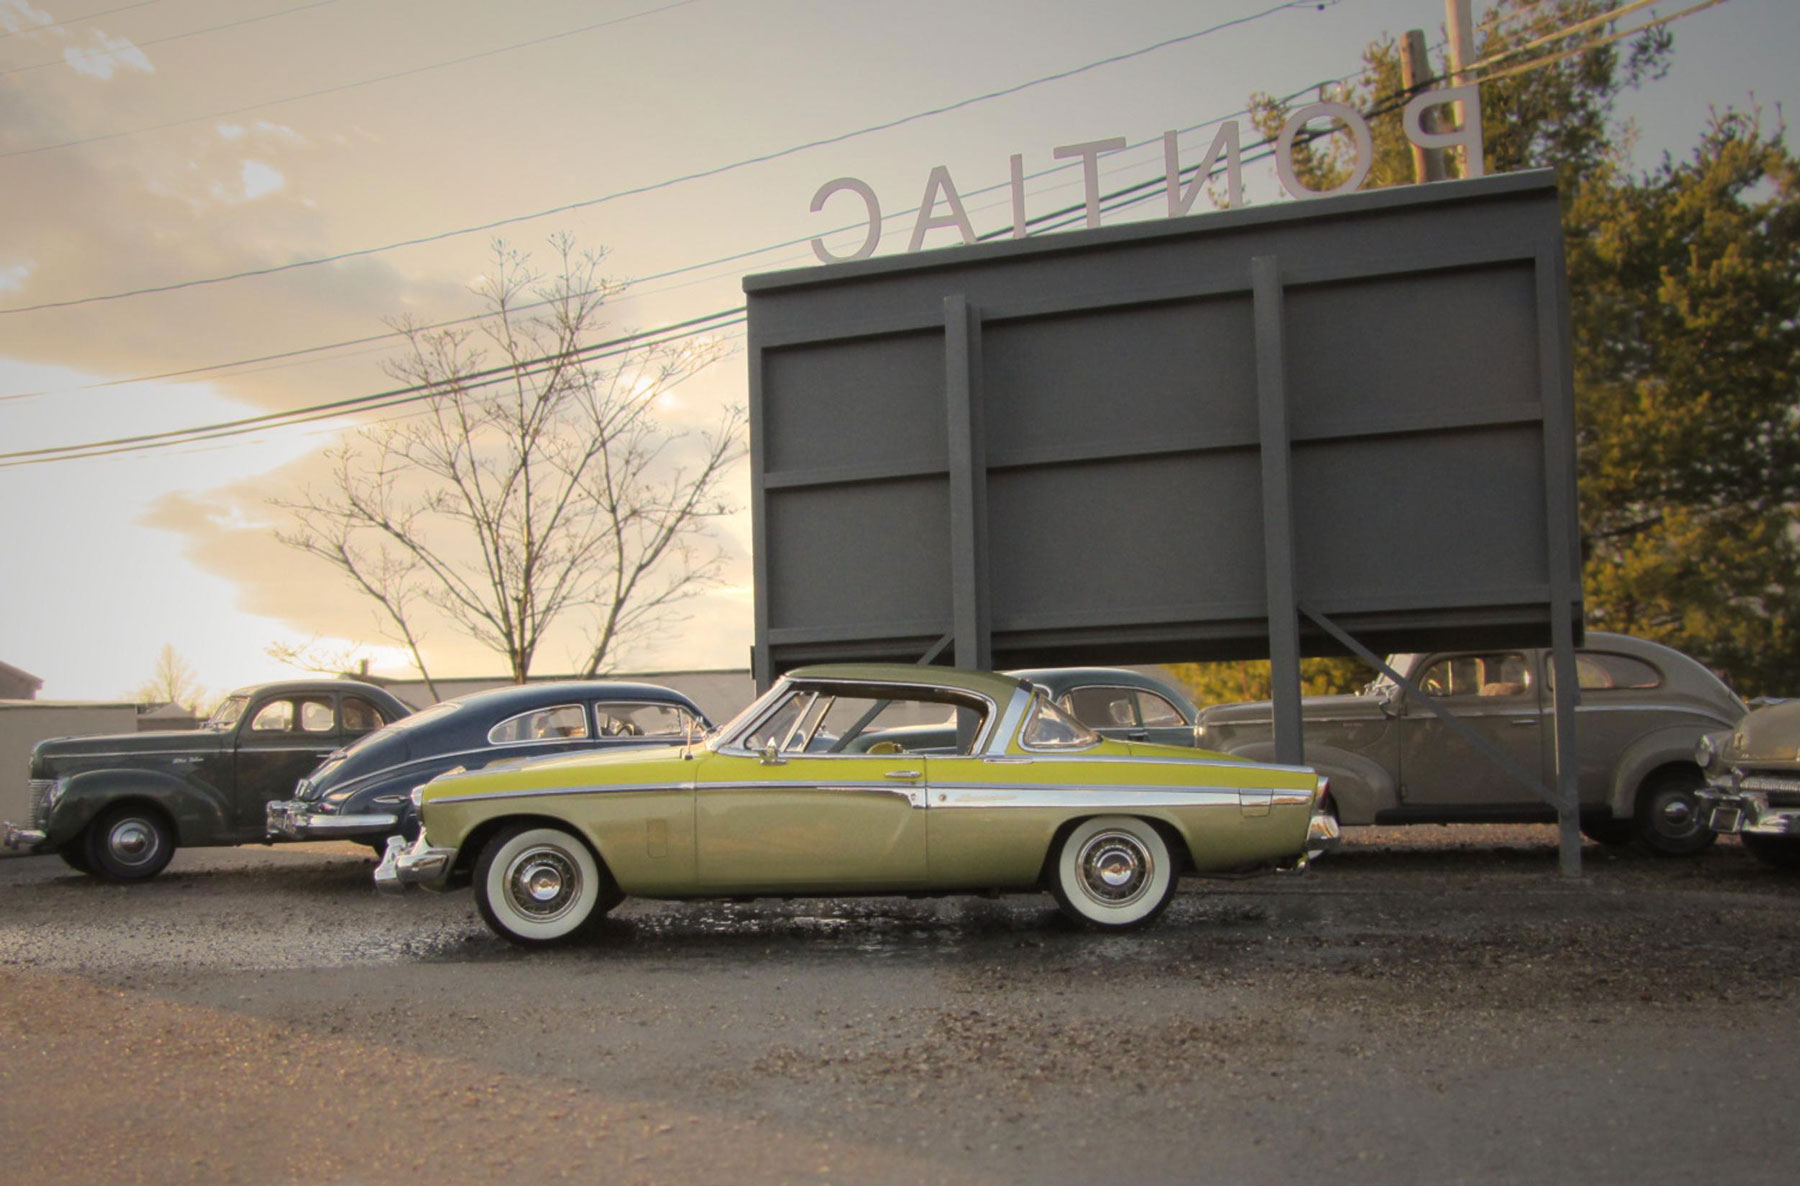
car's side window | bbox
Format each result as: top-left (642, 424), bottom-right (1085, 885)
top-left (298, 699), bottom-right (335, 733)
top-left (1136, 691), bottom-right (1184, 727)
top-left (1060, 686), bottom-right (1138, 728)
top-left (740, 686), bottom-right (990, 756)
top-left (596, 703), bottom-right (698, 738)
top-left (1549, 652), bottom-right (1663, 692)
top-left (250, 700), bottom-right (294, 732)
top-left (488, 705), bottom-right (589, 745)
top-left (1416, 653), bottom-right (1531, 699)
top-left (340, 696), bottom-right (384, 734)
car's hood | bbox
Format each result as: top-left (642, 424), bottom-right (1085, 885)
top-left (1728, 700), bottom-right (1800, 765)
top-left (34, 728), bottom-right (228, 760)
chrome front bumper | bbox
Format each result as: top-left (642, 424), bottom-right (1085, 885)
top-left (374, 833), bottom-right (454, 895)
top-left (1, 821), bottom-right (48, 851)
top-left (1700, 783), bottom-right (1800, 837)
top-left (266, 799), bottom-right (398, 841)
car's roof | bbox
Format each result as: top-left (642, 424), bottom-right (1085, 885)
top-left (444, 680), bottom-right (703, 714)
top-left (784, 663), bottom-right (1028, 701)
top-left (223, 679), bottom-right (405, 701)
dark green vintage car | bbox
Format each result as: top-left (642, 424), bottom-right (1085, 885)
top-left (1, 679), bottom-right (411, 881)
top-left (379, 664), bottom-right (1335, 945)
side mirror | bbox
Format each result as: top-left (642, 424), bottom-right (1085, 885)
top-left (1376, 685), bottom-right (1402, 718)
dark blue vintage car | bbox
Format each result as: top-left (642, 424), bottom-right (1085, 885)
top-left (265, 681), bottom-right (712, 850)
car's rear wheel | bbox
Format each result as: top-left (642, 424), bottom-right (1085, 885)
top-left (1049, 816), bottom-right (1177, 930)
top-left (84, 804), bottom-right (175, 882)
top-left (1742, 833), bottom-right (1800, 871)
top-left (473, 825), bottom-right (619, 947)
top-left (1633, 770), bottom-right (1716, 857)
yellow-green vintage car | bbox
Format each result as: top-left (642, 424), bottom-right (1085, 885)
top-left (377, 664), bottom-right (1337, 944)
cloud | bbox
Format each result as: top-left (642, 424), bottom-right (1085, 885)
top-left (0, 1), bottom-right (52, 36)
top-left (238, 160), bottom-right (286, 201)
top-left (64, 32), bottom-right (153, 80)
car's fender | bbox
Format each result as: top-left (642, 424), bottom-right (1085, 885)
top-left (45, 769), bottom-right (231, 848)
top-left (1216, 741), bottom-right (1395, 825)
top-left (1607, 724), bottom-right (1715, 818)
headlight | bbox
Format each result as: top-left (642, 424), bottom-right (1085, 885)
top-left (1695, 732), bottom-right (1724, 770)
top-left (45, 778), bottom-right (69, 809)
top-left (409, 786), bottom-right (426, 810)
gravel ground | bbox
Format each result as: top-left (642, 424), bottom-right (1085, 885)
top-left (2, 827), bottom-right (1796, 1186)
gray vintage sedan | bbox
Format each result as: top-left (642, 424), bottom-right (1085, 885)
top-left (1193, 634), bottom-right (1744, 855)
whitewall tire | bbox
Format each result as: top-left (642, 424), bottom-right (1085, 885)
top-left (473, 825), bottom-right (617, 947)
top-left (1050, 815), bottom-right (1177, 930)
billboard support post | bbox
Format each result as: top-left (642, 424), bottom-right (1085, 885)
top-left (1252, 255), bottom-right (1305, 767)
top-left (944, 293), bottom-right (993, 671)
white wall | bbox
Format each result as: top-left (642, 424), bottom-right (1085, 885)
top-left (0, 702), bottom-right (139, 830)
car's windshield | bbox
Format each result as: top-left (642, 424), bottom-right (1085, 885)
top-left (205, 695), bottom-right (249, 731)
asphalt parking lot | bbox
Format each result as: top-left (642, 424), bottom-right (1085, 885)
top-left (2, 827), bottom-right (1795, 1186)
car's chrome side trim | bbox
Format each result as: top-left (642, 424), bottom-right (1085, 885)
top-left (432, 777), bottom-right (1297, 812)
top-left (983, 687), bottom-right (1033, 757)
top-left (931, 786), bottom-right (1243, 810)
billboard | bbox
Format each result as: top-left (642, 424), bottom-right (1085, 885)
top-left (745, 171), bottom-right (1580, 687)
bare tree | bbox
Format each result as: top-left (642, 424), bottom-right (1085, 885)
top-left (276, 237), bottom-right (743, 690)
top-left (133, 644), bottom-right (203, 711)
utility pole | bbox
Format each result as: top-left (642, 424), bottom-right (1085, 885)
top-left (1446, 0), bottom-right (1477, 177)
top-left (1401, 29), bottom-right (1447, 183)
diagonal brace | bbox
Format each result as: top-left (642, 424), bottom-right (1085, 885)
top-left (1298, 603), bottom-right (1572, 812)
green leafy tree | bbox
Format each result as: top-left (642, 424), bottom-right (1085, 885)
top-left (1241, 0), bottom-right (1799, 697)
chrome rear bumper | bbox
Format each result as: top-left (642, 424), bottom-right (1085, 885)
top-left (374, 833), bottom-right (454, 894)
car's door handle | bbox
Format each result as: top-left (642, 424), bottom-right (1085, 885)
top-left (883, 770), bottom-right (923, 780)
top-left (1511, 719), bottom-right (1540, 727)
top-left (1127, 730), bottom-right (1150, 741)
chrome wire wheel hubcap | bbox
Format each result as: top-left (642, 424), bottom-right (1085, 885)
top-left (1076, 830), bottom-right (1152, 907)
top-left (504, 847), bottom-right (580, 921)
top-left (108, 819), bottom-right (157, 865)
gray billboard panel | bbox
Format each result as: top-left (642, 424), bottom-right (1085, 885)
top-left (745, 171), bottom-right (1581, 682)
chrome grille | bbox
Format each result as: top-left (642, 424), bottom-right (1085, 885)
top-left (27, 779), bottom-right (54, 829)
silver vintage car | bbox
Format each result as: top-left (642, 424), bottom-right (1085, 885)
top-left (1697, 699), bottom-right (1800, 869)
top-left (1193, 633), bottom-right (1744, 855)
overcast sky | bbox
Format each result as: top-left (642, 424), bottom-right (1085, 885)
top-left (1, 0), bottom-right (1794, 702)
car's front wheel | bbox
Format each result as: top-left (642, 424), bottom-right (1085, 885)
top-left (472, 825), bottom-right (620, 947)
top-left (1049, 816), bottom-right (1177, 930)
top-left (84, 804), bottom-right (176, 882)
top-left (1633, 770), bottom-right (1716, 857)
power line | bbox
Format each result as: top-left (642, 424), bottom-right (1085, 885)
top-left (0, 0), bottom-right (1335, 316)
top-left (0, 308), bottom-right (746, 467)
top-left (0, 0), bottom-right (164, 42)
top-left (0, 0), bottom-right (708, 158)
top-left (1, 0), bottom-right (339, 78)
top-left (0, 57), bottom-right (1374, 405)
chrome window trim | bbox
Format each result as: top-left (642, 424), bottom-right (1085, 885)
top-left (984, 687), bottom-right (1033, 757)
top-left (718, 677), bottom-right (1001, 758)
top-left (486, 703), bottom-right (591, 747)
